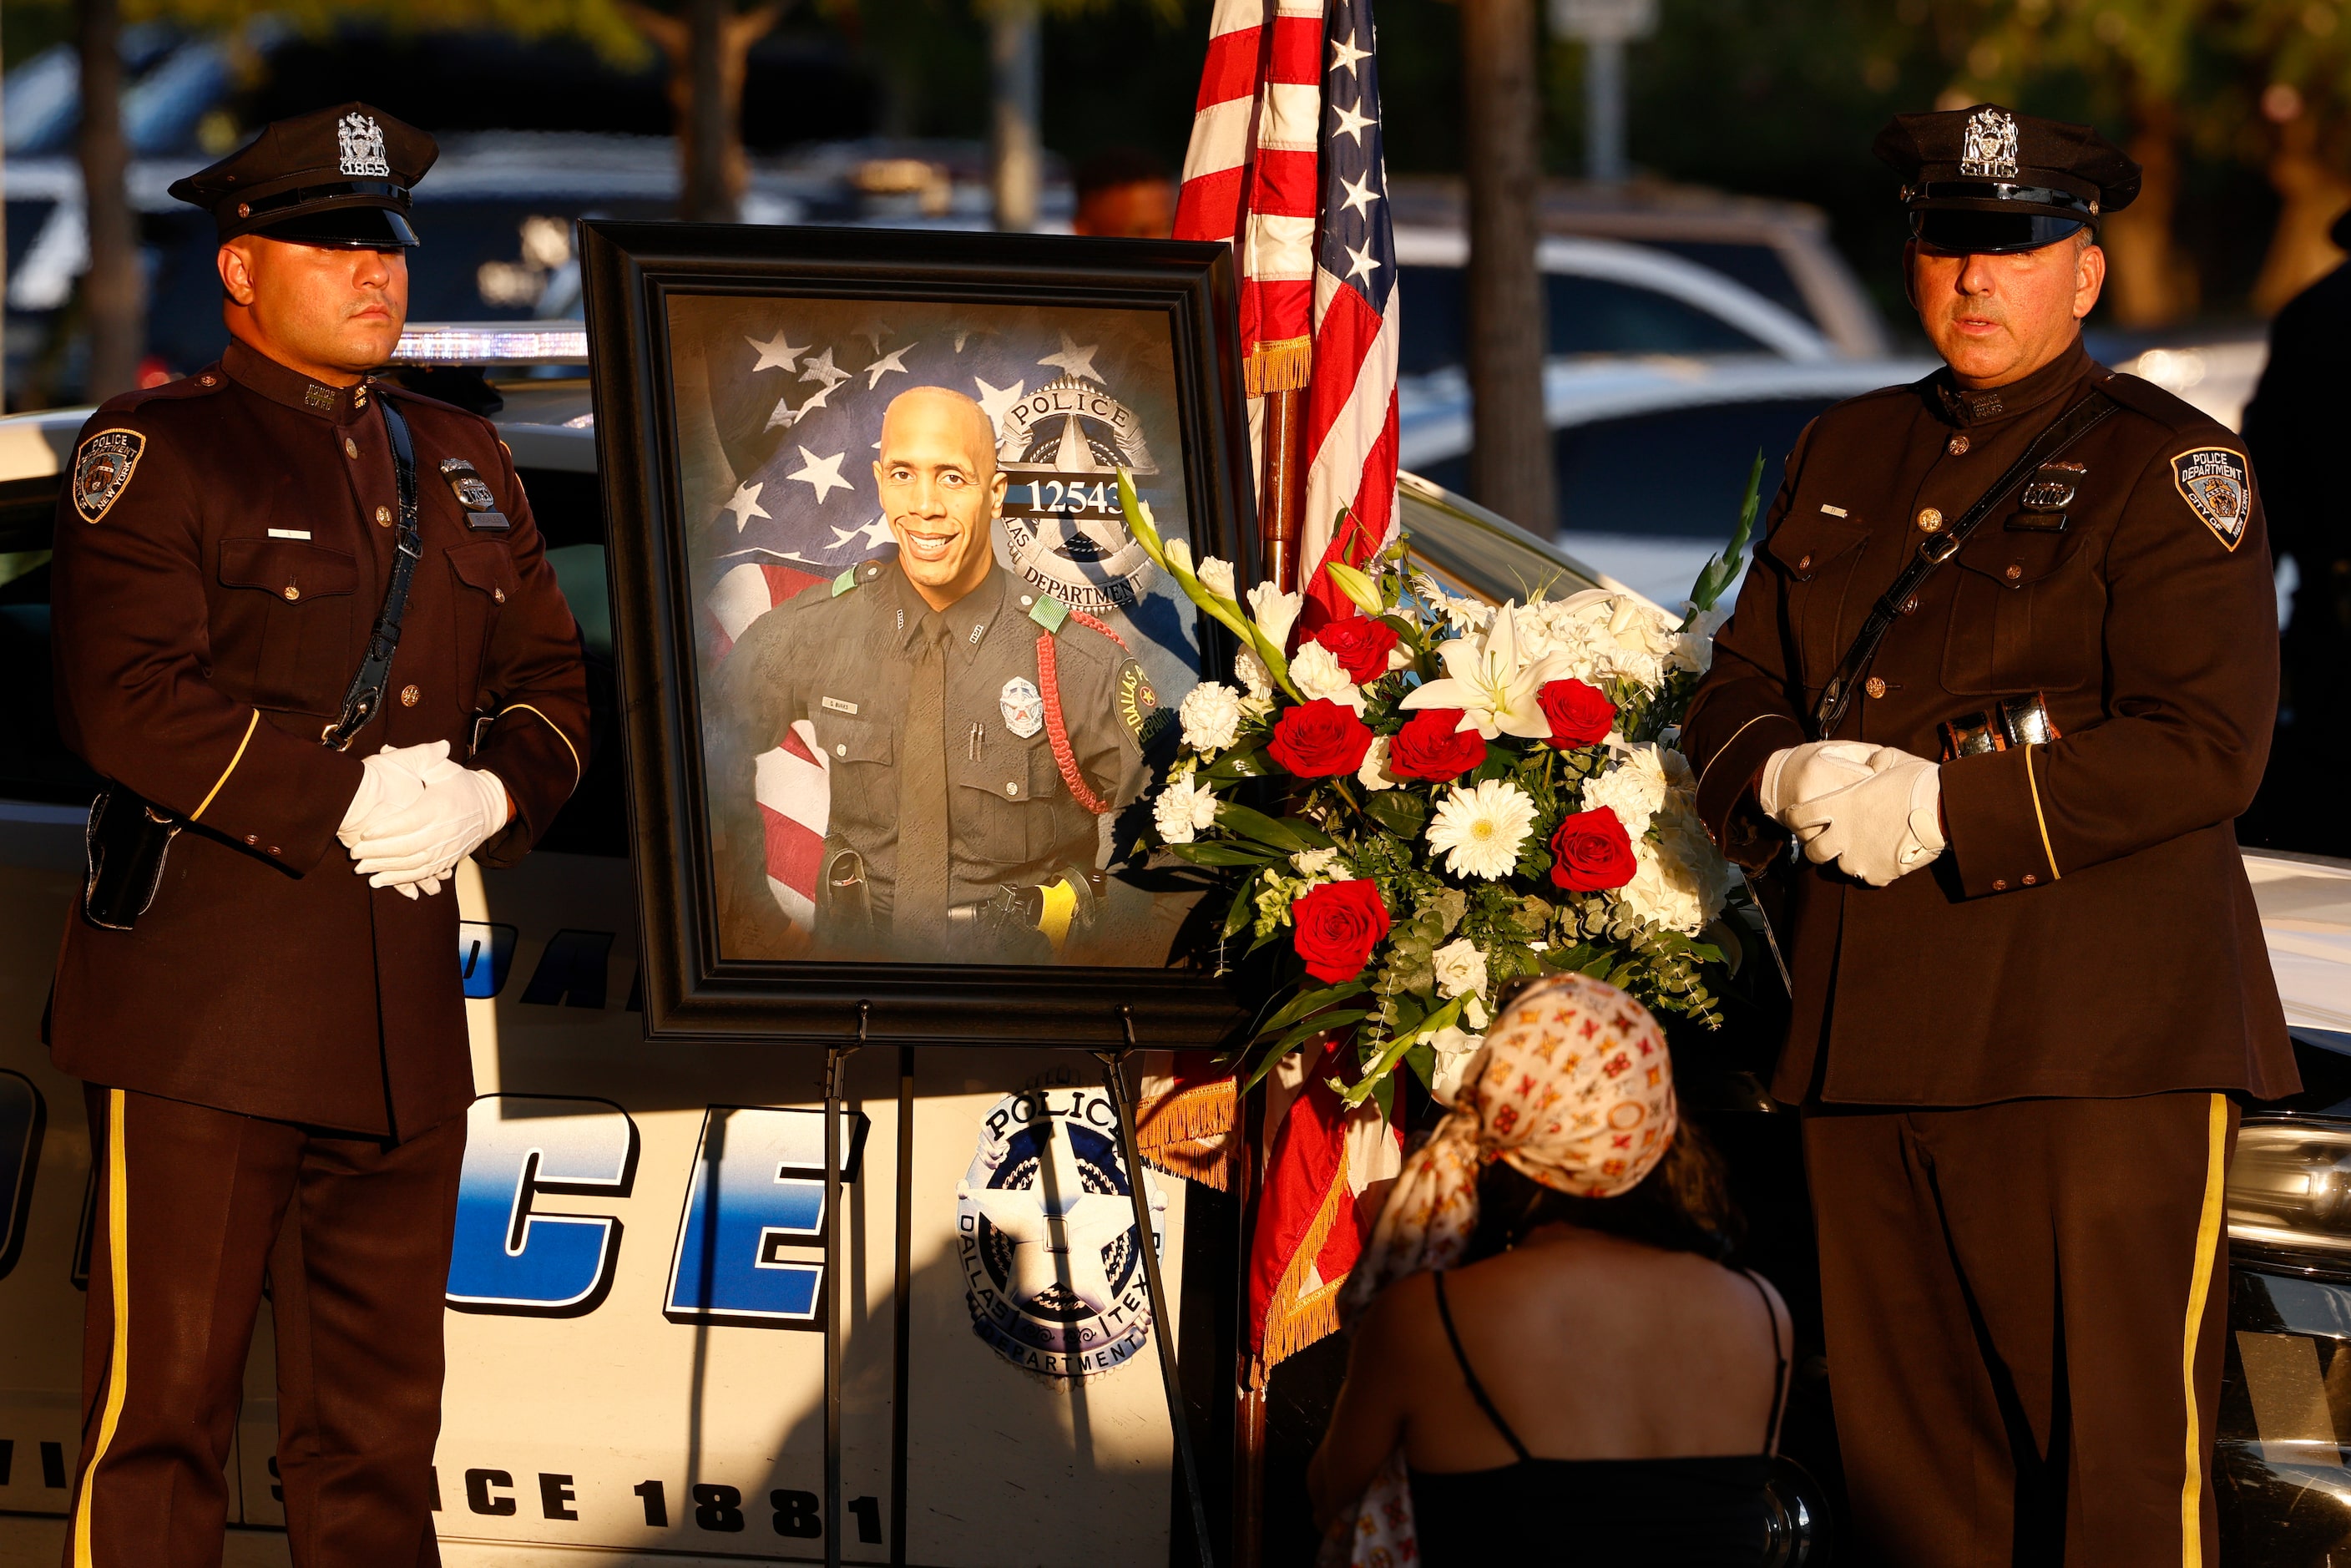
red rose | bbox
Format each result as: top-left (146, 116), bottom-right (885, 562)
top-left (1291, 878), bottom-right (1392, 983)
top-left (1549, 807), bottom-right (1638, 892)
top-left (1309, 615), bottom-right (1402, 683)
top-left (1388, 708), bottom-right (1489, 782)
top-left (1538, 679), bottom-right (1616, 748)
top-left (1268, 698), bottom-right (1375, 778)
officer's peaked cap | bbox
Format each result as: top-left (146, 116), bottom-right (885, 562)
top-left (1874, 104), bottom-right (2140, 254)
top-left (168, 103), bottom-right (436, 250)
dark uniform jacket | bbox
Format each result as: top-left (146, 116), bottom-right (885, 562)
top-left (1684, 337), bottom-right (2296, 1106)
top-left (48, 339), bottom-right (589, 1137)
top-left (712, 559), bottom-right (1151, 957)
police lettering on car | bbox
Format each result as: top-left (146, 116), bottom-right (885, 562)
top-left (45, 103), bottom-right (589, 1566)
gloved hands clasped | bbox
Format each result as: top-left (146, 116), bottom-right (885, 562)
top-left (1760, 740), bottom-right (1945, 888)
top-left (336, 741), bottom-right (511, 899)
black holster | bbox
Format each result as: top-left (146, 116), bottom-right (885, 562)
top-left (83, 783), bottom-right (183, 931)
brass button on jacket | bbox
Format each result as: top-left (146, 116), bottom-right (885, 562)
top-left (1916, 507), bottom-right (1944, 534)
top-left (400, 685), bottom-right (421, 707)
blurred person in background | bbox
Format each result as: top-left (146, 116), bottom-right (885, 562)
top-left (2242, 210), bottom-right (2351, 854)
top-left (1683, 104), bottom-right (2292, 1565)
top-left (1069, 146), bottom-right (1176, 239)
top-left (1307, 974), bottom-right (1789, 1566)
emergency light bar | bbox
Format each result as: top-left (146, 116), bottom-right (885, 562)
top-left (388, 322), bottom-right (589, 366)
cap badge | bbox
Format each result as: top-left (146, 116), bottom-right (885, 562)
top-left (337, 112), bottom-right (390, 178)
top-left (1959, 106), bottom-right (2019, 180)
top-left (1000, 676), bottom-right (1045, 739)
top-left (2172, 448), bottom-right (2250, 552)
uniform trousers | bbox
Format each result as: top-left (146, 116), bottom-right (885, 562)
top-left (1804, 1092), bottom-right (2236, 1568)
top-left (62, 1084), bottom-right (465, 1568)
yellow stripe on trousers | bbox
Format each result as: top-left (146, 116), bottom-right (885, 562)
top-left (73, 1089), bottom-right (131, 1568)
top-left (2179, 1092), bottom-right (2227, 1568)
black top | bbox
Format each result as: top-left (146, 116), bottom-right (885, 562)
top-left (1408, 1269), bottom-right (1785, 1568)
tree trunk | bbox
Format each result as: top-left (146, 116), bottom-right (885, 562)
top-left (988, 0), bottom-right (1042, 231)
top-left (78, 0), bottom-right (142, 401)
top-left (624, 1), bottom-right (785, 223)
top-left (2100, 101), bottom-right (2197, 329)
top-left (1461, 0), bottom-right (1553, 535)
top-left (2254, 110), bottom-right (2351, 317)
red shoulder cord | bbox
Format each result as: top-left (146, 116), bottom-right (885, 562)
top-left (1034, 609), bottom-right (1129, 817)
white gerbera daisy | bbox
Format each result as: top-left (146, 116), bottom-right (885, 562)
top-left (1425, 778), bottom-right (1535, 881)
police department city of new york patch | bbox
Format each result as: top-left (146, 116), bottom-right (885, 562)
top-left (956, 1085), bottom-right (1166, 1383)
top-left (71, 429), bottom-right (145, 524)
top-left (2172, 447), bottom-right (2251, 552)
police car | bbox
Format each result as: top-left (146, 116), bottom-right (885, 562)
top-left (0, 328), bottom-right (2344, 1567)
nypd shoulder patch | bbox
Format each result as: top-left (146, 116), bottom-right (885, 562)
top-left (72, 428), bottom-right (146, 524)
top-left (2172, 447), bottom-right (2250, 552)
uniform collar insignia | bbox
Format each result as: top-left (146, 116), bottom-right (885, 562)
top-left (221, 339), bottom-right (364, 422)
top-left (889, 560), bottom-right (1010, 654)
top-left (1933, 337), bottom-right (2093, 427)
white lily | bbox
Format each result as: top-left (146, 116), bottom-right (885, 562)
top-left (1398, 600), bottom-right (1576, 741)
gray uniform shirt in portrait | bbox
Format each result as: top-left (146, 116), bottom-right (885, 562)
top-left (712, 559), bottom-right (1151, 958)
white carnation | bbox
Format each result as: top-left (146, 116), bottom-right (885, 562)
top-left (1178, 681), bottom-right (1243, 753)
top-left (1358, 734), bottom-right (1398, 792)
top-left (1425, 779), bottom-right (1536, 882)
top-left (1289, 640), bottom-right (1364, 712)
top-left (1413, 573), bottom-right (1494, 632)
top-left (1246, 582), bottom-right (1304, 648)
top-left (1198, 556), bottom-right (1237, 602)
top-left (1616, 798), bottom-right (1733, 935)
top-left (1580, 742), bottom-right (1695, 839)
top-left (1425, 1024), bottom-right (1486, 1107)
top-left (1233, 650), bottom-right (1275, 709)
top-left (1291, 847), bottom-right (1352, 883)
top-left (1152, 774), bottom-right (1220, 845)
top-left (1431, 938), bottom-right (1489, 1003)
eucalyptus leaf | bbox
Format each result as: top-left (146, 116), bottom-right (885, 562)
top-left (1169, 842), bottom-right (1277, 867)
top-left (1216, 802), bottom-right (1334, 853)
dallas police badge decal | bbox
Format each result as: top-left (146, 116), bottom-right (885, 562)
top-left (2172, 447), bottom-right (2250, 552)
top-left (72, 429), bottom-right (145, 524)
top-left (993, 372), bottom-right (1159, 613)
top-left (999, 676), bottom-right (1045, 739)
top-left (956, 1085), bottom-right (1166, 1381)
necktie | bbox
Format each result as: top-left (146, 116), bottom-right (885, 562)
top-left (894, 615), bottom-right (951, 943)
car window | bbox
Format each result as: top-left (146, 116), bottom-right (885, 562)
top-left (1642, 240), bottom-right (1816, 331)
top-left (1412, 397), bottom-right (1828, 539)
top-left (1397, 264), bottom-right (1773, 377)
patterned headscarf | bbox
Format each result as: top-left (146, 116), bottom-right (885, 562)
top-left (1341, 973), bottom-right (1678, 1318)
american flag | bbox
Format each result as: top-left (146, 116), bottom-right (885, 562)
top-left (1173, 0), bottom-right (1400, 620)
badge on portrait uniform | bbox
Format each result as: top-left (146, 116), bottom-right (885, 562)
top-left (1000, 676), bottom-right (1045, 738)
top-left (72, 429), bottom-right (146, 524)
top-left (2172, 448), bottom-right (2250, 552)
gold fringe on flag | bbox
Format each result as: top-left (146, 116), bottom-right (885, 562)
top-left (1251, 1138), bottom-right (1352, 1384)
top-left (1244, 336), bottom-right (1314, 397)
top-left (1135, 1075), bottom-right (1238, 1191)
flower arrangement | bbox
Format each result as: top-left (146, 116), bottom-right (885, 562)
top-left (1116, 464), bottom-right (1760, 1121)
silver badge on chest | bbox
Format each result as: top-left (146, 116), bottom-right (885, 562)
top-left (999, 676), bottom-right (1045, 739)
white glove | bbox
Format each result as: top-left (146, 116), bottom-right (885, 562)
top-left (1784, 749), bottom-right (1945, 888)
top-left (1758, 741), bottom-right (1880, 837)
top-left (337, 741), bottom-right (452, 847)
top-left (346, 760), bottom-right (510, 899)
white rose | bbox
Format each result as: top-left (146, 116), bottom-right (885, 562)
top-left (1289, 640), bottom-right (1365, 712)
top-left (1431, 937), bottom-right (1489, 1003)
top-left (1425, 1024), bottom-right (1486, 1108)
top-left (1178, 681), bottom-right (1243, 753)
top-left (1246, 582), bottom-right (1304, 649)
top-left (1152, 774), bottom-right (1221, 845)
top-left (1198, 556), bottom-right (1238, 602)
top-left (1358, 734), bottom-right (1398, 792)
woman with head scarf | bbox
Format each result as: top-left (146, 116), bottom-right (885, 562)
top-left (1307, 974), bottom-right (1790, 1565)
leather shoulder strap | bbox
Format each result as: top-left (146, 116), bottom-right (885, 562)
top-left (1812, 387), bottom-right (2120, 741)
top-left (323, 394), bottom-right (423, 751)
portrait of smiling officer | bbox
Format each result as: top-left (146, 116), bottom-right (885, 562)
top-left (44, 104), bottom-right (589, 1568)
top-left (1681, 105), bottom-right (2293, 1566)
top-left (712, 384), bottom-right (1159, 963)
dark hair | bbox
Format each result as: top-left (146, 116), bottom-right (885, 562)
top-left (1074, 146), bottom-right (1171, 200)
top-left (1461, 1120), bottom-right (1740, 1266)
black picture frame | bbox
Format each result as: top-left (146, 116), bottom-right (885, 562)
top-left (580, 220), bottom-right (1257, 1046)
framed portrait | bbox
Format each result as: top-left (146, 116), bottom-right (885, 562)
top-left (581, 222), bottom-right (1256, 1044)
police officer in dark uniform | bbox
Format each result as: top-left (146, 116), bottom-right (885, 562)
top-left (2241, 211), bottom-right (2351, 851)
top-left (48, 104), bottom-right (589, 1566)
top-left (1683, 106), bottom-right (2294, 1565)
top-left (713, 385), bottom-right (1156, 962)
